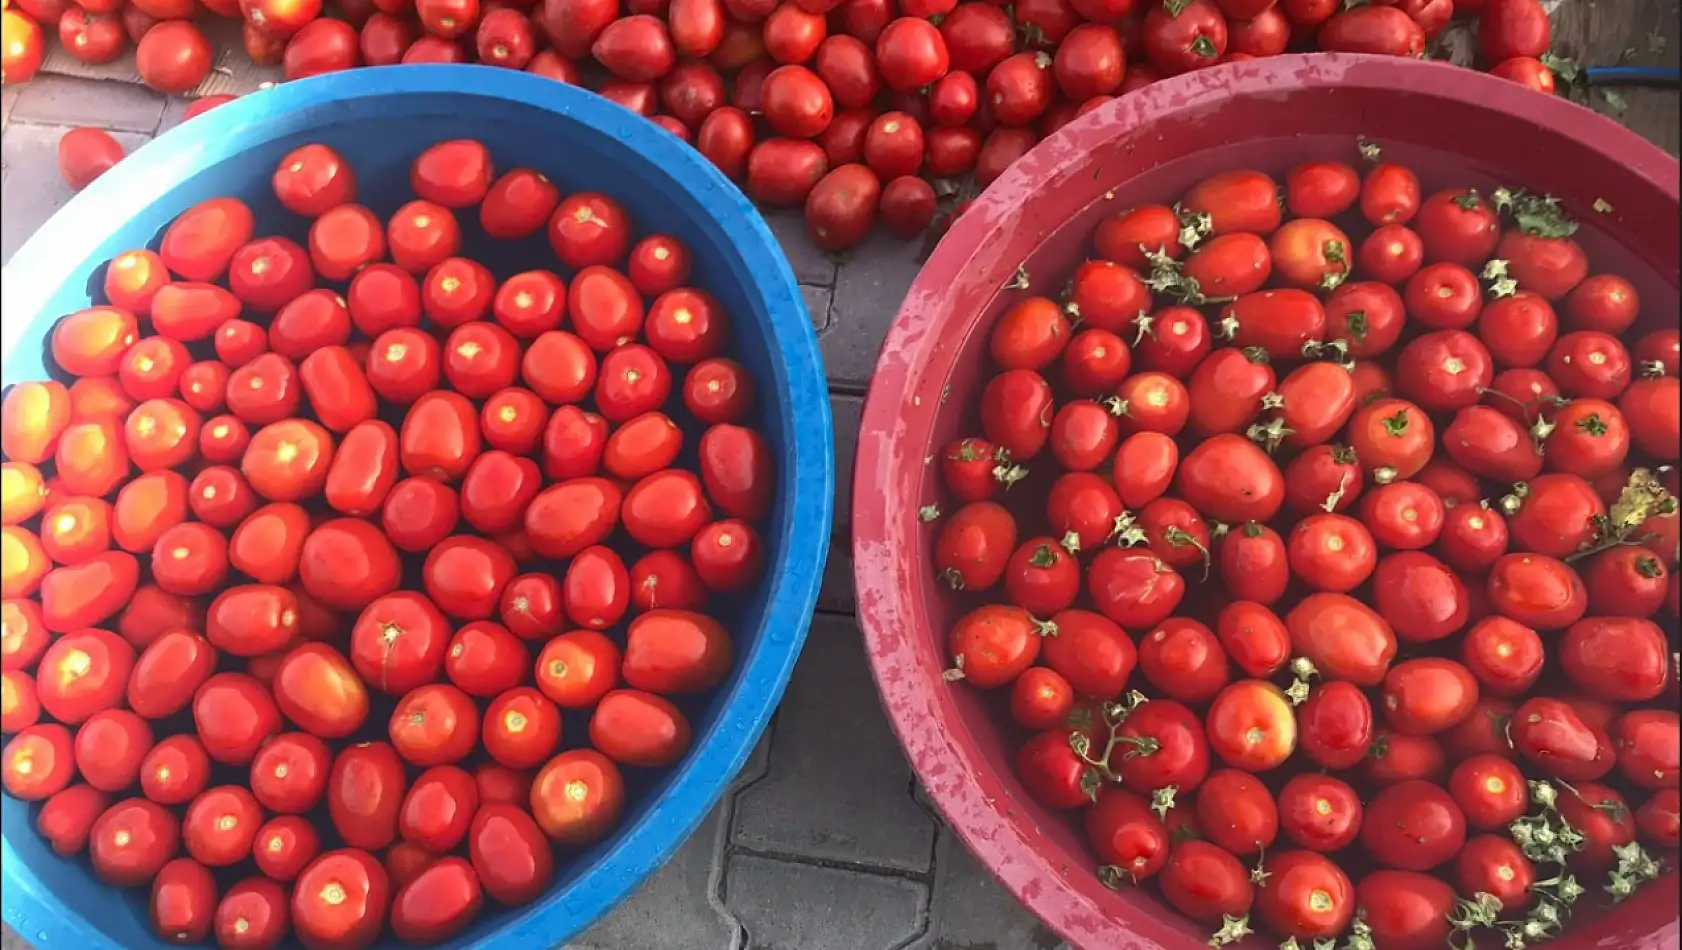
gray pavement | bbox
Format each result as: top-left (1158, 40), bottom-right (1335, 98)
top-left (0, 73), bottom-right (1064, 950)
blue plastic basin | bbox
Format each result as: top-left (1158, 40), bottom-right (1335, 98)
top-left (0, 65), bottom-right (833, 950)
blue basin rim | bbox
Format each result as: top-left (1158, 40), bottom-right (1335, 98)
top-left (0, 65), bottom-right (833, 950)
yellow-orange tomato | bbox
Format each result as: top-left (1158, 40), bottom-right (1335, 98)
top-left (1, 380), bottom-right (72, 464)
top-left (1207, 679), bottom-right (1299, 771)
top-left (1, 462), bottom-right (47, 525)
top-left (51, 306), bottom-right (139, 377)
top-left (1, 527), bottom-right (50, 599)
top-left (54, 421), bottom-right (131, 498)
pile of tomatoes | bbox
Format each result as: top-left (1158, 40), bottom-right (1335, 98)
top-left (5, 0), bottom-right (1575, 251)
top-left (0, 136), bottom-right (775, 948)
top-left (926, 144), bottom-right (1680, 949)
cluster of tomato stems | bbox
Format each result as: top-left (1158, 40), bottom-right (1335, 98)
top-left (1445, 777), bottom-right (1665, 950)
top-left (1059, 669), bottom-right (1670, 950)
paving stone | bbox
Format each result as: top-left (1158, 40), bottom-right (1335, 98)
top-left (911, 831), bottom-right (1071, 950)
top-left (1, 924), bottom-right (26, 950)
top-left (802, 284), bottom-right (833, 334)
top-left (817, 538), bottom-right (856, 616)
top-left (10, 75), bottom-right (166, 133)
top-left (3, 85), bottom-right (18, 125)
top-left (830, 392), bottom-right (861, 540)
top-left (2, 123), bottom-right (152, 265)
top-left (725, 854), bottom-right (927, 950)
top-left (566, 800), bottom-right (743, 950)
top-left (764, 208), bottom-right (836, 288)
top-left (822, 228), bottom-right (925, 389)
top-left (155, 95), bottom-right (217, 135)
top-left (732, 613), bottom-right (937, 873)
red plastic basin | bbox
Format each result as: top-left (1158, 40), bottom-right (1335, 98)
top-left (853, 54), bottom-right (1679, 950)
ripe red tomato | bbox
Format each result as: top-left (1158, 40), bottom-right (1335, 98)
top-left (530, 747), bottom-right (625, 844)
top-left (1085, 787), bottom-right (1171, 881)
top-left (1278, 773), bottom-right (1362, 852)
top-left (1158, 839), bottom-right (1254, 923)
top-left (182, 784), bottom-right (263, 867)
top-left (291, 848), bottom-right (390, 950)
top-left (90, 797), bottom-right (181, 887)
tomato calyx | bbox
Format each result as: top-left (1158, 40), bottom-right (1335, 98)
top-left (1149, 785), bottom-right (1176, 820)
top-left (993, 462), bottom-right (1031, 487)
top-left (1318, 241), bottom-right (1348, 291)
top-left (1605, 841), bottom-right (1662, 903)
top-left (1562, 467), bottom-right (1674, 562)
top-left (1482, 259), bottom-right (1519, 299)
top-left (1110, 511), bottom-right (1150, 547)
top-left (1059, 530), bottom-right (1082, 555)
top-left (1005, 265), bottom-right (1031, 291)
top-left (1574, 413), bottom-right (1609, 437)
top-left (1174, 205), bottom-right (1214, 252)
top-left (1637, 360), bottom-right (1667, 378)
top-left (918, 504), bottom-right (941, 523)
top-left (1028, 543), bottom-right (1060, 568)
top-left (1507, 780), bottom-right (1586, 870)
top-left (1205, 914), bottom-right (1253, 947)
top-left (1491, 188), bottom-right (1580, 241)
top-left (1453, 189), bottom-right (1485, 212)
top-left (1446, 892), bottom-right (1504, 950)
top-left (1284, 656), bottom-right (1319, 706)
top-left (1301, 338), bottom-right (1355, 369)
top-left (1245, 416), bottom-right (1295, 454)
top-left (1142, 248), bottom-right (1230, 308)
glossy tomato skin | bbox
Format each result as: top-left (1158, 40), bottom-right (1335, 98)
top-left (1206, 679), bottom-right (1296, 771)
top-left (1286, 593), bottom-right (1396, 685)
top-left (90, 797), bottom-right (181, 887)
top-left (193, 673), bottom-right (282, 766)
top-left (530, 747), bottom-right (625, 844)
top-left (1176, 433), bottom-right (1283, 523)
top-left (389, 683), bottom-right (480, 767)
top-left (292, 848), bottom-right (390, 950)
top-left (1085, 787), bottom-right (1171, 881)
top-left (1353, 871), bottom-right (1455, 950)
top-left (1196, 769), bottom-right (1277, 857)
top-left (327, 742), bottom-right (406, 853)
top-left (1487, 553), bottom-right (1587, 629)
top-left (1109, 698), bottom-right (1210, 793)
top-left (1556, 781), bottom-right (1636, 872)
top-left (1278, 773), bottom-right (1363, 852)
top-left (1614, 709), bottom-right (1680, 791)
top-left (1460, 615), bottom-right (1544, 696)
top-left (182, 784), bottom-right (264, 867)
top-left (1253, 850), bottom-right (1354, 940)
top-left (36, 626), bottom-right (135, 723)
top-left (1296, 681), bottom-right (1374, 770)
top-left (250, 732), bottom-right (331, 816)
top-left (1014, 727), bottom-right (1096, 810)
top-left (397, 765), bottom-right (479, 854)
top-left (272, 643), bottom-right (369, 740)
top-left (1089, 550), bottom-right (1186, 631)
top-left (1558, 616), bottom-right (1669, 702)
top-left (1158, 839), bottom-right (1253, 923)
top-left (442, 620), bottom-right (526, 698)
top-left (36, 784), bottom-right (111, 858)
